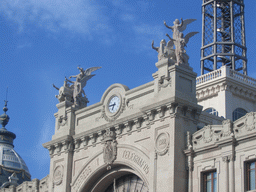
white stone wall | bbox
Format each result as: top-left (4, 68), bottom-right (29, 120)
top-left (196, 66), bottom-right (256, 119)
top-left (43, 61), bottom-right (202, 192)
top-left (186, 112), bottom-right (256, 192)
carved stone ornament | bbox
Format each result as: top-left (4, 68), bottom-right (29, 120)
top-left (203, 125), bottom-right (212, 143)
top-left (103, 140), bottom-right (117, 170)
top-left (53, 165), bottom-right (64, 186)
top-left (222, 119), bottom-right (232, 137)
top-left (245, 112), bottom-right (256, 131)
top-left (158, 76), bottom-right (171, 91)
top-left (103, 129), bottom-right (117, 170)
top-left (155, 132), bottom-right (170, 156)
top-left (57, 115), bottom-right (67, 129)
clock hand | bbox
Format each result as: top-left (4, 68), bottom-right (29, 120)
top-left (109, 103), bottom-right (116, 110)
top-left (112, 103), bottom-right (116, 110)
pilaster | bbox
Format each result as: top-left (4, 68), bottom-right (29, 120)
top-left (53, 101), bottom-right (75, 140)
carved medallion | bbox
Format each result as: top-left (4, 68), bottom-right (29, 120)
top-left (53, 165), bottom-right (64, 185)
top-left (155, 132), bottom-right (170, 156)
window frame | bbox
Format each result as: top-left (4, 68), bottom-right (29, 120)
top-left (246, 160), bottom-right (256, 191)
top-left (232, 108), bottom-right (247, 121)
top-left (202, 170), bottom-right (217, 192)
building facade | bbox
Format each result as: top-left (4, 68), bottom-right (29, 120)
top-left (1, 0), bottom-right (256, 191)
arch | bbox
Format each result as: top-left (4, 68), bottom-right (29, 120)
top-left (232, 108), bottom-right (247, 121)
top-left (71, 144), bottom-right (150, 192)
top-left (104, 173), bottom-right (149, 192)
top-left (204, 107), bottom-right (218, 116)
top-left (100, 83), bottom-right (129, 104)
top-left (87, 165), bottom-right (148, 192)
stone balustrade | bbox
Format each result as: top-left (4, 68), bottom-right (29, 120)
top-left (196, 66), bottom-right (256, 87)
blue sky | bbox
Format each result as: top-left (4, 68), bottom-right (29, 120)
top-left (0, 0), bottom-right (255, 180)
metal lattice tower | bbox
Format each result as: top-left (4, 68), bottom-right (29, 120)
top-left (201, 0), bottom-right (247, 75)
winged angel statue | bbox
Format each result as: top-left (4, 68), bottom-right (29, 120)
top-left (53, 66), bottom-right (101, 107)
top-left (152, 18), bottom-right (198, 65)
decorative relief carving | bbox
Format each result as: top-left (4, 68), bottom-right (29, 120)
top-left (245, 112), bottom-right (256, 131)
top-left (158, 76), bottom-right (171, 91)
top-left (102, 129), bottom-right (117, 170)
top-left (155, 132), bottom-right (170, 156)
top-left (57, 114), bottom-right (67, 129)
top-left (126, 99), bottom-right (134, 109)
top-left (203, 125), bottom-right (212, 143)
top-left (53, 165), bottom-right (64, 186)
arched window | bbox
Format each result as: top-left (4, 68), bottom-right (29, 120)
top-left (204, 108), bottom-right (218, 116)
top-left (232, 108), bottom-right (247, 121)
top-left (105, 174), bottom-right (149, 192)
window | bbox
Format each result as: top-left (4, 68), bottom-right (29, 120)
top-left (204, 108), bottom-right (218, 116)
top-left (246, 161), bottom-right (256, 190)
top-left (232, 108), bottom-right (247, 121)
top-left (203, 171), bottom-right (217, 192)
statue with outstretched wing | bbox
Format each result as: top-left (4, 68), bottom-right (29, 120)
top-left (69, 66), bottom-right (101, 106)
top-left (80, 67), bottom-right (102, 88)
top-left (164, 18), bottom-right (196, 41)
top-left (183, 32), bottom-right (199, 46)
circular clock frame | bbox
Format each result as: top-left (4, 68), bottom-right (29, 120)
top-left (106, 94), bottom-right (122, 117)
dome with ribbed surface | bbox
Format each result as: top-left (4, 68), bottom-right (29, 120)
top-left (0, 101), bottom-right (31, 188)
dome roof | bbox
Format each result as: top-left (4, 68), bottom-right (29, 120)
top-left (0, 144), bottom-right (30, 175)
top-left (0, 101), bottom-right (31, 188)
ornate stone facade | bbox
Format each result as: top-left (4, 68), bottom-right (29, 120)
top-left (1, 12), bottom-right (256, 192)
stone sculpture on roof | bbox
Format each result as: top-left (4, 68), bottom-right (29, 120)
top-left (53, 66), bottom-right (101, 107)
top-left (152, 18), bottom-right (198, 65)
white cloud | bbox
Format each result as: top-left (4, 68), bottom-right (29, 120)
top-left (1, 0), bottom-right (110, 35)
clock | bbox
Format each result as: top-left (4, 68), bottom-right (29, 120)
top-left (108, 96), bottom-right (121, 113)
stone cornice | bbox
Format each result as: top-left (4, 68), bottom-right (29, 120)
top-left (43, 135), bottom-right (73, 158)
top-left (125, 81), bottom-right (154, 96)
top-left (196, 79), bottom-right (256, 102)
top-left (196, 66), bottom-right (256, 101)
top-left (46, 98), bottom-right (202, 157)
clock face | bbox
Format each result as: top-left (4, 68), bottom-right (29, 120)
top-left (108, 96), bottom-right (120, 113)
